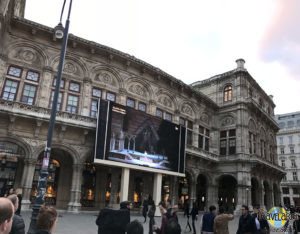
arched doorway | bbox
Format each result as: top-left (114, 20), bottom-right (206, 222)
top-left (80, 158), bottom-right (96, 208)
top-left (263, 181), bottom-right (270, 210)
top-left (31, 148), bottom-right (73, 209)
top-left (218, 175), bottom-right (237, 213)
top-left (251, 178), bottom-right (260, 208)
top-left (197, 174), bottom-right (207, 211)
top-left (0, 141), bottom-right (26, 196)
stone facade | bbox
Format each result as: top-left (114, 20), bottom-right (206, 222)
top-left (275, 112), bottom-right (300, 208)
top-left (0, 0), bottom-right (284, 213)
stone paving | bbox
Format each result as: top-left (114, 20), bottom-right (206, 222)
top-left (21, 210), bottom-right (289, 234)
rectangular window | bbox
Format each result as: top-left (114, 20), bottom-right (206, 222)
top-left (289, 136), bottom-right (293, 143)
top-left (205, 138), bottom-right (209, 151)
top-left (281, 160), bottom-right (285, 167)
top-left (291, 159), bottom-right (296, 168)
top-left (7, 65), bottom-right (22, 77)
top-left (279, 137), bottom-right (283, 144)
top-left (92, 88), bottom-right (101, 98)
top-left (179, 117), bottom-right (185, 126)
top-left (127, 98), bottom-right (135, 108)
top-left (138, 102), bottom-right (146, 112)
top-left (90, 99), bottom-right (98, 118)
top-left (26, 71), bottom-right (39, 82)
top-left (1, 79), bottom-right (19, 101)
top-left (282, 187), bottom-right (289, 194)
top-left (290, 147), bottom-right (295, 154)
top-left (229, 139), bottom-right (236, 154)
top-left (53, 77), bottom-right (65, 89)
top-left (293, 172), bottom-right (298, 181)
top-left (21, 84), bottom-right (37, 105)
top-left (220, 140), bottom-right (227, 155)
top-left (69, 82), bottom-right (80, 92)
top-left (198, 135), bottom-right (204, 149)
top-left (280, 148), bottom-right (284, 154)
top-left (293, 188), bottom-right (298, 194)
top-left (220, 129), bottom-right (236, 155)
top-left (156, 108), bottom-right (163, 118)
top-left (66, 95), bottom-right (79, 114)
top-left (165, 112), bottom-right (172, 121)
top-left (50, 91), bottom-right (63, 110)
top-left (106, 92), bottom-right (116, 102)
top-left (186, 120), bottom-right (193, 145)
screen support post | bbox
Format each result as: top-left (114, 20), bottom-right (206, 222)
top-left (120, 167), bottom-right (130, 202)
top-left (153, 173), bottom-right (162, 216)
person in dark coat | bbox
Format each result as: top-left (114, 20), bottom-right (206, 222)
top-left (142, 198), bottom-right (149, 223)
top-left (236, 205), bottom-right (257, 234)
top-left (201, 205), bottom-right (216, 233)
top-left (164, 218), bottom-right (181, 234)
top-left (96, 201), bottom-right (132, 234)
top-left (184, 200), bottom-right (192, 232)
top-left (172, 205), bottom-right (179, 223)
top-left (252, 209), bottom-right (269, 234)
top-left (293, 214), bottom-right (300, 234)
top-left (165, 200), bottom-right (172, 220)
top-left (148, 203), bottom-right (156, 234)
top-left (126, 220), bottom-right (143, 234)
top-left (190, 202), bottom-right (199, 234)
top-left (35, 206), bottom-right (58, 234)
top-left (7, 194), bottom-right (25, 234)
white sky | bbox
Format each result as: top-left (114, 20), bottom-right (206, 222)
top-left (24, 0), bottom-right (300, 115)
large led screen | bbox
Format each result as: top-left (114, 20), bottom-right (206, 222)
top-left (94, 99), bottom-right (186, 174)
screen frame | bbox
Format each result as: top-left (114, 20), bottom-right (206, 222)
top-left (94, 99), bottom-right (186, 177)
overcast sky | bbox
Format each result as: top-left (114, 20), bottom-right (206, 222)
top-left (24, 0), bottom-right (300, 115)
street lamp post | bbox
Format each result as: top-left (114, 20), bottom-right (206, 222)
top-left (27, 1), bottom-right (73, 233)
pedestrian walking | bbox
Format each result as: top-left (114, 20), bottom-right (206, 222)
top-left (292, 214), bottom-right (300, 234)
top-left (201, 205), bottom-right (216, 234)
top-left (214, 206), bottom-right (234, 234)
top-left (35, 206), bottom-right (58, 234)
top-left (252, 208), bottom-right (269, 234)
top-left (142, 198), bottom-right (149, 223)
top-left (184, 201), bottom-right (192, 232)
top-left (148, 203), bottom-right (156, 234)
top-left (0, 197), bottom-right (14, 234)
top-left (7, 194), bottom-right (25, 234)
top-left (236, 205), bottom-right (257, 234)
top-left (154, 202), bottom-right (168, 234)
top-left (190, 202), bottom-right (199, 234)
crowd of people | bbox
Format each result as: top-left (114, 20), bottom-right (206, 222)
top-left (94, 200), bottom-right (273, 234)
top-left (0, 196), bottom-right (58, 234)
top-left (0, 190), bottom-right (297, 234)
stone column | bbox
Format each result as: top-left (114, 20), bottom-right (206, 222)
top-left (20, 158), bottom-right (36, 210)
top-left (153, 173), bottom-right (162, 216)
top-left (206, 183), bottom-right (218, 212)
top-left (95, 167), bottom-right (107, 209)
top-left (109, 168), bottom-right (120, 208)
top-left (67, 164), bottom-right (83, 212)
top-left (120, 168), bottom-right (130, 202)
top-left (193, 125), bottom-right (199, 148)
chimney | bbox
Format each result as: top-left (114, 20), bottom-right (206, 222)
top-left (236, 58), bottom-right (245, 69)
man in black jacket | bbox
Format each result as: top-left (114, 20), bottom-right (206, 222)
top-left (7, 195), bottom-right (25, 234)
top-left (236, 205), bottom-right (257, 234)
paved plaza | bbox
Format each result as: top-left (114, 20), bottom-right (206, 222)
top-left (21, 210), bottom-right (289, 234)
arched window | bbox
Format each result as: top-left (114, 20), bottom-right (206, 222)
top-left (224, 85), bottom-right (232, 102)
